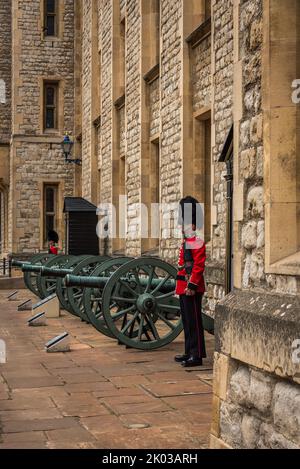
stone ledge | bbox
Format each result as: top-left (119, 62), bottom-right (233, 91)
top-left (215, 290), bottom-right (300, 384)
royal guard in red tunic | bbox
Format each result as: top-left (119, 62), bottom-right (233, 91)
top-left (175, 196), bottom-right (207, 367)
top-left (48, 230), bottom-right (59, 255)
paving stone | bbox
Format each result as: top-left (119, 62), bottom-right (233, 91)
top-left (1, 431), bottom-right (46, 446)
top-left (63, 381), bottom-right (117, 394)
top-left (104, 399), bottom-right (171, 416)
top-left (142, 380), bottom-right (212, 397)
top-left (0, 396), bottom-right (55, 411)
top-left (61, 405), bottom-right (110, 418)
top-left (80, 415), bottom-right (126, 436)
top-left (2, 417), bottom-right (79, 433)
top-left (108, 375), bottom-right (151, 388)
top-left (59, 373), bottom-right (108, 384)
top-left (45, 426), bottom-right (97, 443)
top-left (92, 387), bottom-right (146, 399)
top-left (0, 408), bottom-right (63, 422)
top-left (146, 370), bottom-right (203, 382)
top-left (6, 376), bottom-right (64, 389)
top-left (162, 394), bottom-right (213, 410)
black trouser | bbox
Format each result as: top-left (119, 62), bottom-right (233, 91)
top-left (179, 293), bottom-right (206, 359)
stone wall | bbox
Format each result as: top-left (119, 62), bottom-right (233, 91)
top-left (125, 0), bottom-right (142, 255)
top-left (0, 0), bottom-right (11, 143)
top-left (160, 0), bottom-right (182, 263)
top-left (221, 364), bottom-right (300, 449)
top-left (192, 35), bottom-right (211, 112)
top-left (8, 0), bottom-right (75, 253)
top-left (211, 290), bottom-right (300, 449)
top-left (239, 0), bottom-right (264, 289)
top-left (81, 0), bottom-right (93, 201)
top-left (211, 0), bottom-right (234, 264)
top-left (149, 77), bottom-right (160, 138)
top-left (12, 141), bottom-right (74, 253)
top-left (99, 0), bottom-right (113, 208)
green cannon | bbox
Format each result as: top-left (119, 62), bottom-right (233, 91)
top-left (66, 257), bottom-right (214, 350)
top-left (64, 257), bottom-right (183, 350)
top-left (18, 254), bottom-right (214, 350)
top-left (12, 253), bottom-right (55, 297)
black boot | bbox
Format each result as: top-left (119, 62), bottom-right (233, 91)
top-left (174, 354), bottom-right (189, 363)
top-left (181, 356), bottom-right (203, 367)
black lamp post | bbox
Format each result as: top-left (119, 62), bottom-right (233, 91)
top-left (61, 135), bottom-right (82, 165)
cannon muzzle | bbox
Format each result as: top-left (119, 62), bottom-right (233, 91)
top-left (65, 274), bottom-right (106, 289)
top-left (11, 260), bottom-right (30, 268)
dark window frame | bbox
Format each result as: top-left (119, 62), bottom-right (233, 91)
top-left (44, 0), bottom-right (58, 37)
top-left (44, 81), bottom-right (58, 131)
top-left (43, 184), bottom-right (58, 244)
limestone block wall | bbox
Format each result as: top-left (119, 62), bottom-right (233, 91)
top-left (239, 0), bottom-right (264, 289)
top-left (220, 364), bottom-right (300, 449)
top-left (0, 0), bottom-right (11, 143)
top-left (192, 35), bottom-right (211, 112)
top-left (211, 0), bottom-right (234, 264)
top-left (81, 0), bottom-right (93, 201)
top-left (125, 0), bottom-right (142, 255)
top-left (99, 0), bottom-right (113, 208)
top-left (160, 0), bottom-right (182, 262)
top-left (8, 0), bottom-right (75, 253)
top-left (119, 105), bottom-right (126, 160)
top-left (11, 141), bottom-right (74, 253)
top-left (211, 290), bottom-right (300, 449)
top-left (149, 78), bottom-right (160, 138)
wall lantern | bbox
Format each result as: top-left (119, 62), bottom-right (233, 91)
top-left (61, 135), bottom-right (82, 165)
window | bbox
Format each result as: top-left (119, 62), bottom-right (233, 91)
top-left (192, 113), bottom-right (212, 243)
top-left (205, 0), bottom-right (211, 20)
top-left (44, 82), bottom-right (58, 130)
top-left (44, 0), bottom-right (57, 37)
top-left (44, 185), bottom-right (57, 243)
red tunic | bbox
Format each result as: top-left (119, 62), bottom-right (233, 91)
top-left (175, 236), bottom-right (206, 295)
top-left (49, 245), bottom-right (58, 255)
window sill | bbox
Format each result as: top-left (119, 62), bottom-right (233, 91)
top-left (266, 251), bottom-right (300, 276)
top-left (43, 36), bottom-right (62, 42)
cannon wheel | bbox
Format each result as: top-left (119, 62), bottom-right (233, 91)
top-left (36, 255), bottom-right (75, 299)
top-left (83, 257), bottom-right (133, 338)
top-left (67, 256), bottom-right (110, 320)
top-left (23, 253), bottom-right (54, 297)
top-left (101, 257), bottom-right (183, 350)
top-left (56, 255), bottom-right (96, 315)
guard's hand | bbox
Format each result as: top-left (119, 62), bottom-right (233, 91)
top-left (185, 288), bottom-right (196, 296)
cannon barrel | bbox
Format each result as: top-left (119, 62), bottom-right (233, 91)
top-left (65, 273), bottom-right (176, 292)
top-left (11, 260), bottom-right (30, 268)
top-left (40, 266), bottom-right (73, 278)
top-left (22, 264), bottom-right (43, 273)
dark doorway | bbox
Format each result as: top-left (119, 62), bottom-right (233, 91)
top-left (219, 125), bottom-right (234, 294)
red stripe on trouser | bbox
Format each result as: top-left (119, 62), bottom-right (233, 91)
top-left (193, 296), bottom-right (201, 358)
